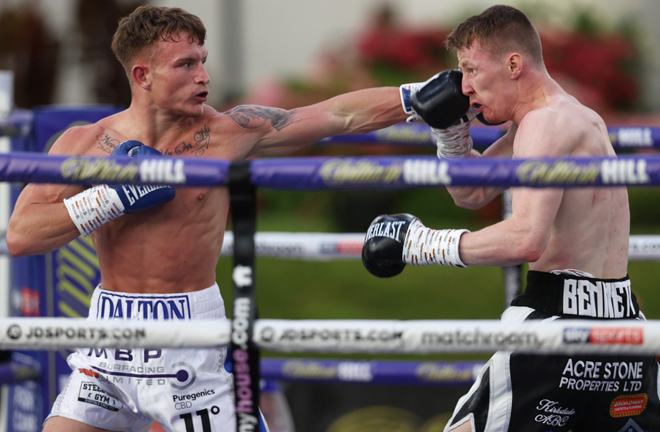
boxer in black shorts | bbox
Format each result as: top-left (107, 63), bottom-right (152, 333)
top-left (446, 271), bottom-right (659, 432)
top-left (361, 5), bottom-right (660, 432)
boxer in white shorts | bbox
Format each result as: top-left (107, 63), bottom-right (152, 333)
top-left (47, 285), bottom-right (239, 432)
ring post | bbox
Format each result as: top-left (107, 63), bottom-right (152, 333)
top-left (500, 190), bottom-right (522, 308)
top-left (228, 160), bottom-right (261, 432)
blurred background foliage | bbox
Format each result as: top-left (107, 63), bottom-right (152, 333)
top-left (243, 3), bottom-right (646, 116)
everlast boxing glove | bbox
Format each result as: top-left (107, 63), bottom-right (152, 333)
top-left (108, 141), bottom-right (176, 213)
top-left (409, 69), bottom-right (471, 129)
top-left (401, 70), bottom-right (504, 127)
top-left (362, 213), bottom-right (416, 278)
top-left (362, 213), bottom-right (470, 278)
top-left (64, 140), bottom-right (176, 237)
top-left (411, 70), bottom-right (478, 159)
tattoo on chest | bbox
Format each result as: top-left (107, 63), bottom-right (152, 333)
top-left (96, 133), bottom-right (121, 153)
top-left (163, 124), bottom-right (211, 157)
top-left (227, 106), bottom-right (295, 131)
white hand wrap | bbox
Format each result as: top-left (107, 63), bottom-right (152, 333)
top-left (399, 82), bottom-right (425, 122)
top-left (432, 106), bottom-right (480, 159)
top-left (402, 219), bottom-right (469, 267)
top-left (64, 185), bottom-right (125, 237)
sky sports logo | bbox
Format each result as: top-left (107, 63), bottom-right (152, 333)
top-left (563, 327), bottom-right (643, 345)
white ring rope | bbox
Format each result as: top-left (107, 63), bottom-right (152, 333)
top-left (2, 232), bottom-right (659, 260)
top-left (0, 317), bottom-right (658, 355)
top-left (220, 232), bottom-right (363, 260)
top-left (219, 232), bottom-right (660, 261)
top-left (0, 318), bottom-right (230, 350)
top-left (627, 235), bottom-right (660, 260)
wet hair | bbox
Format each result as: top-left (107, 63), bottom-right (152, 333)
top-left (111, 5), bottom-right (206, 74)
top-left (445, 5), bottom-right (544, 67)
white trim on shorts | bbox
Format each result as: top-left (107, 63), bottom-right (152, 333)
top-left (444, 306), bottom-right (560, 432)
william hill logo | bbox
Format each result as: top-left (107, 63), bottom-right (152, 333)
top-left (516, 159), bottom-right (650, 186)
top-left (319, 159), bottom-right (401, 186)
top-left (61, 158), bottom-right (138, 183)
top-left (517, 161), bottom-right (599, 186)
top-left (60, 157), bottom-right (186, 184)
top-left (415, 363), bottom-right (473, 383)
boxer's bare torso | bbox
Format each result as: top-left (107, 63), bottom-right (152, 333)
top-left (7, 32), bottom-right (407, 295)
top-left (73, 110), bottom-right (238, 294)
top-left (10, 107), bottom-right (252, 293)
top-left (92, 105), bottom-right (313, 293)
top-left (512, 94), bottom-right (629, 278)
top-left (453, 42), bottom-right (629, 278)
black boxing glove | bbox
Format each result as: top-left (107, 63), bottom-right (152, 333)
top-left (410, 70), bottom-right (479, 159)
top-left (362, 213), bottom-right (470, 278)
top-left (362, 213), bottom-right (416, 278)
top-left (410, 69), bottom-right (470, 129)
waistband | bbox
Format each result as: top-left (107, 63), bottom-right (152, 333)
top-left (511, 271), bottom-right (638, 319)
top-left (89, 284), bottom-right (225, 320)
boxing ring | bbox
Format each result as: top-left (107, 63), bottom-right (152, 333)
top-left (0, 106), bottom-right (660, 432)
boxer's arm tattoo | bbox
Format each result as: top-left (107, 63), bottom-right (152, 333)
top-left (96, 133), bottom-right (120, 153)
top-left (227, 105), bottom-right (295, 131)
top-left (162, 124), bottom-right (211, 157)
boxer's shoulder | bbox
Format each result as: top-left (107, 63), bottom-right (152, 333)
top-left (523, 96), bottom-right (602, 132)
top-left (49, 122), bottom-right (126, 156)
top-left (170, 107), bottom-right (273, 160)
top-left (514, 106), bottom-right (585, 157)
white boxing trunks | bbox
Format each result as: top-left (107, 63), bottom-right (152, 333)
top-left (46, 284), bottom-right (237, 432)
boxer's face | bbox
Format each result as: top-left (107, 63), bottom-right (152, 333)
top-left (148, 32), bottom-right (210, 117)
top-left (458, 41), bottom-right (514, 124)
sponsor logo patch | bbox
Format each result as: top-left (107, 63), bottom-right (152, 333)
top-left (563, 327), bottom-right (643, 345)
top-left (78, 368), bottom-right (101, 379)
top-left (78, 382), bottom-right (123, 411)
top-left (97, 292), bottom-right (191, 319)
top-left (562, 278), bottom-right (637, 318)
top-left (563, 327), bottom-right (591, 344)
top-left (610, 394), bottom-right (648, 418)
top-left (591, 328), bottom-right (643, 345)
top-left (534, 399), bottom-right (576, 427)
